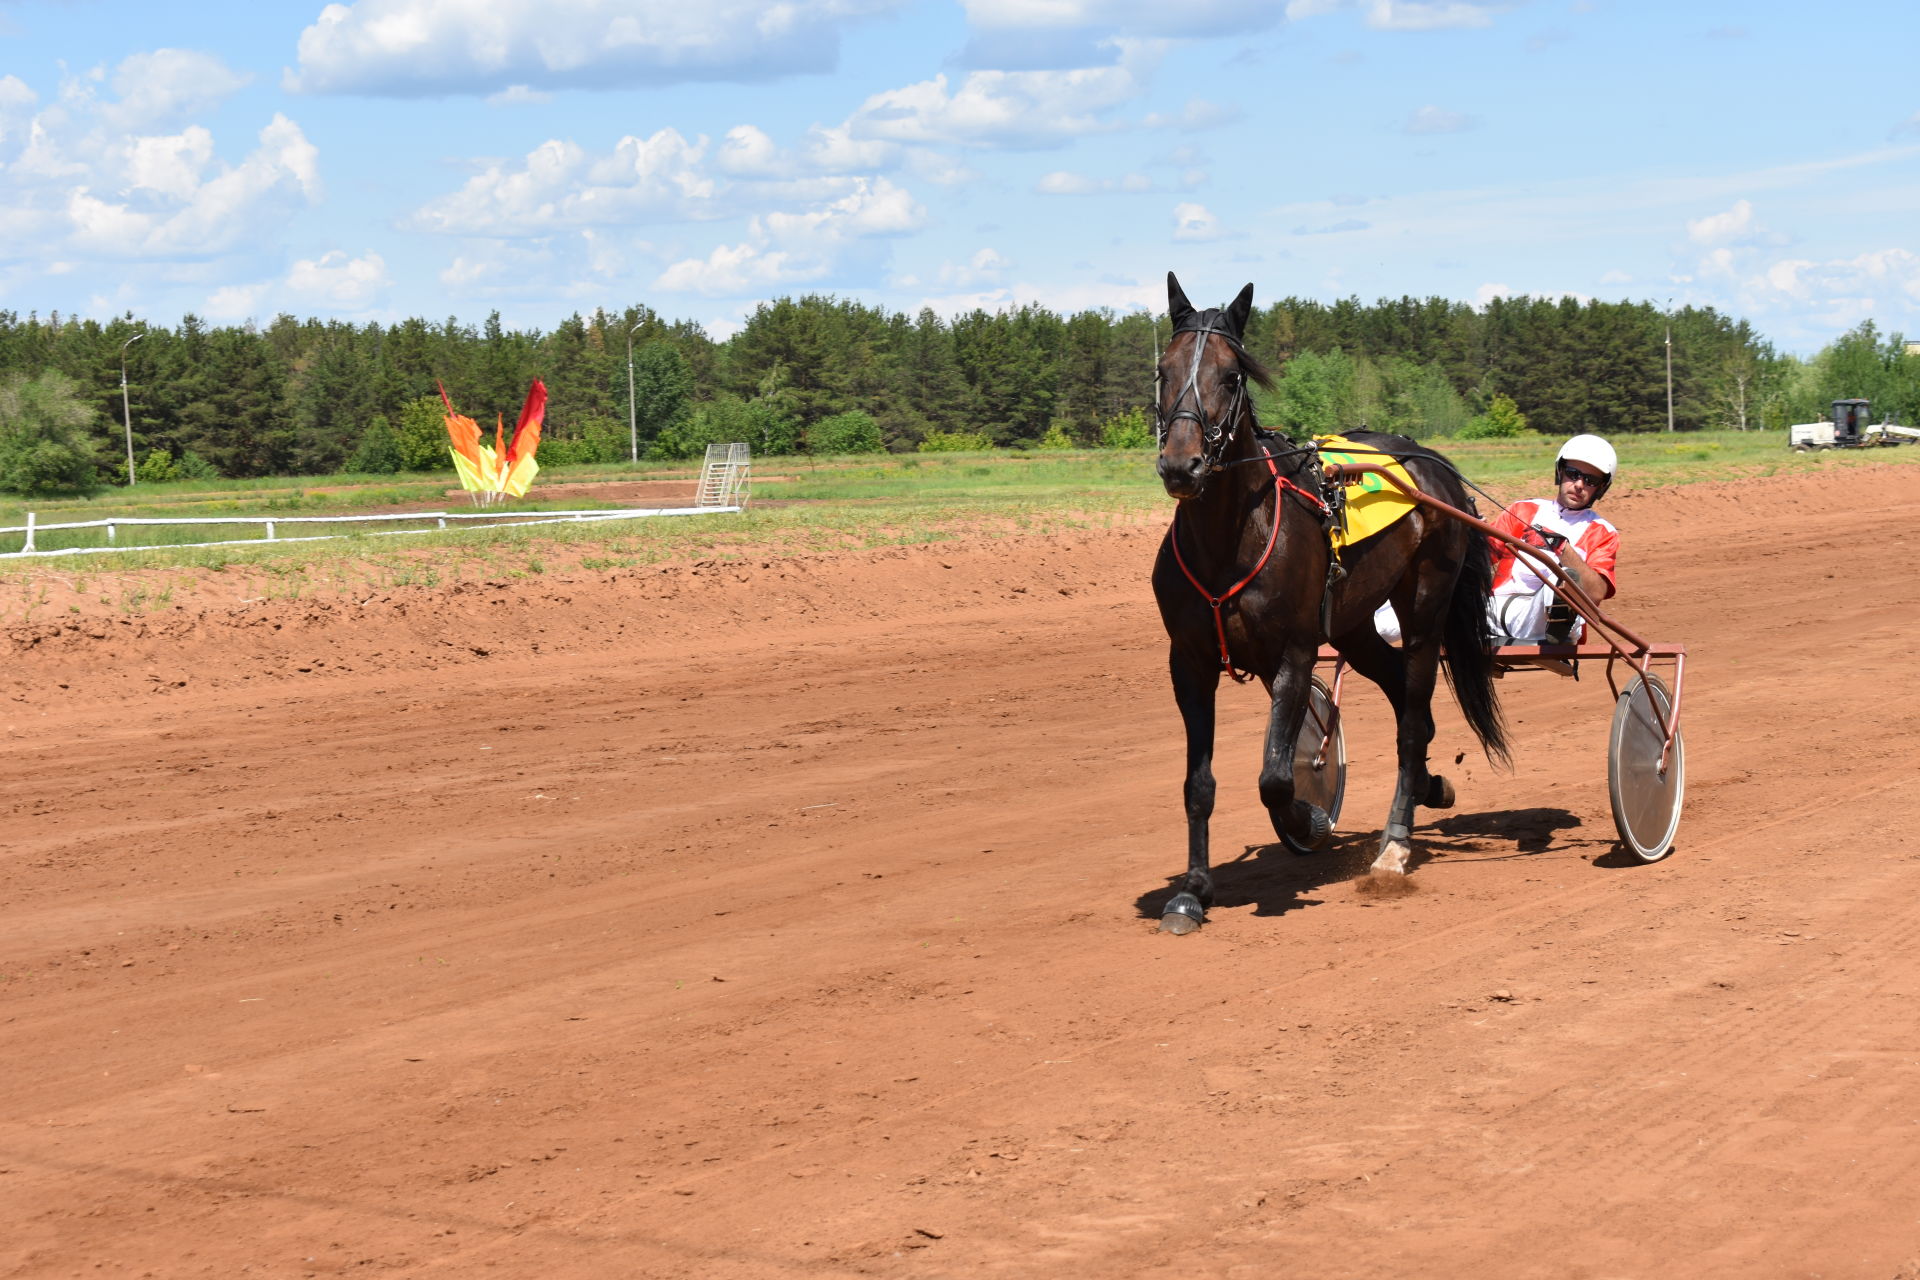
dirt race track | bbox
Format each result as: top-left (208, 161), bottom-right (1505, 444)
top-left (6, 463), bottom-right (1920, 1279)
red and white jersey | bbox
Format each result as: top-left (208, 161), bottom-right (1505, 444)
top-left (1488, 499), bottom-right (1619, 600)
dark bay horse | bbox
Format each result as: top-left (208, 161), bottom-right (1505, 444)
top-left (1151, 273), bottom-right (1508, 933)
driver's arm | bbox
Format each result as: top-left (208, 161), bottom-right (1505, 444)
top-left (1555, 537), bottom-right (1616, 601)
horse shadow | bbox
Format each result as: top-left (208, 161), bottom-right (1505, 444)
top-left (1429, 807), bottom-right (1654, 868)
top-left (1420, 806), bottom-right (1585, 858)
top-left (1134, 805), bottom-right (1602, 921)
top-left (1134, 832), bottom-right (1386, 921)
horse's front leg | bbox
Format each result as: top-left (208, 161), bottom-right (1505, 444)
top-left (1259, 648), bottom-right (1333, 851)
top-left (1162, 651), bottom-right (1220, 935)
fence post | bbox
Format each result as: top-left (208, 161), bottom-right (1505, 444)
top-left (23, 511), bottom-right (34, 554)
top-left (266, 520), bottom-right (276, 541)
top-left (107, 522), bottom-right (116, 544)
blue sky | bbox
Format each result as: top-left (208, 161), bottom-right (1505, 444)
top-left (1, 0), bottom-right (1915, 351)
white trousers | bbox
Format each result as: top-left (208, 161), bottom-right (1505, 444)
top-left (1373, 588), bottom-right (1579, 646)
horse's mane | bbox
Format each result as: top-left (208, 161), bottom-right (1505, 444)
top-left (1238, 348), bottom-right (1277, 392)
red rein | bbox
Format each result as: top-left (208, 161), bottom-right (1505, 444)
top-left (1168, 449), bottom-right (1327, 683)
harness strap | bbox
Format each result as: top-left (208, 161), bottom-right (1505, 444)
top-left (1169, 449), bottom-right (1328, 683)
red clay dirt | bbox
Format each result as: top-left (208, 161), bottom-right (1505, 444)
top-left (5, 464), bottom-right (1920, 1278)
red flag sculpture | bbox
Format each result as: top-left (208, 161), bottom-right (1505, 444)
top-left (438, 380), bottom-right (546, 502)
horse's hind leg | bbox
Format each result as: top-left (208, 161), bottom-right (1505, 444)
top-left (1162, 652), bottom-right (1220, 934)
top-left (1372, 630), bottom-right (1445, 877)
top-left (1258, 648), bottom-right (1332, 850)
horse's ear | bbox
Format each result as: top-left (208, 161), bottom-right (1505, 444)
top-left (1167, 272), bottom-right (1194, 326)
top-left (1226, 283), bottom-right (1254, 337)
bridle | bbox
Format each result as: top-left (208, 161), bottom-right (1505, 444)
top-left (1155, 309), bottom-right (1253, 476)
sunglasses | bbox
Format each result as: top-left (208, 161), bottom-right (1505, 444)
top-left (1557, 464), bottom-right (1605, 487)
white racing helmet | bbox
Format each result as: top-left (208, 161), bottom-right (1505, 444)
top-left (1556, 433), bottom-right (1616, 495)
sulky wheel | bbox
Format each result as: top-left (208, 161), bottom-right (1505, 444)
top-left (1281, 675), bottom-right (1347, 855)
top-left (1608, 672), bottom-right (1685, 862)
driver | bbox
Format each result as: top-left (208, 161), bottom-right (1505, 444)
top-left (1372, 433), bottom-right (1620, 645)
top-left (1485, 433), bottom-right (1619, 643)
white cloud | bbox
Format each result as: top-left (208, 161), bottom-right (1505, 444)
top-left (655, 241), bottom-right (808, 296)
top-left (124, 127), bottom-right (216, 202)
top-left (1404, 104), bottom-right (1477, 135)
top-left (1172, 200), bottom-right (1222, 241)
top-left (1475, 282), bottom-right (1511, 305)
top-left (1600, 268), bottom-right (1632, 285)
top-left (57, 114), bottom-right (320, 258)
top-left (486, 84), bottom-right (553, 106)
top-left (1686, 199), bottom-right (1754, 244)
top-left (0, 53), bottom-right (320, 271)
top-left (408, 130), bottom-right (719, 234)
top-left (653, 177), bottom-right (924, 297)
top-left (0, 75), bottom-right (37, 147)
top-left (915, 276), bottom-right (1162, 318)
top-left (288, 250), bottom-right (392, 307)
top-left (1140, 98), bottom-right (1239, 131)
top-left (1038, 170), bottom-right (1098, 195)
top-left (104, 50), bottom-right (251, 129)
top-left (718, 125), bottom-right (784, 177)
top-left (1366, 1), bottom-right (1504, 30)
top-left (847, 64), bottom-right (1148, 149)
top-left (1037, 168), bottom-right (1154, 194)
top-left (936, 247), bottom-right (1011, 288)
top-left (959, 0), bottom-right (1276, 34)
top-left (288, 0), bottom-right (902, 96)
top-left (1743, 248), bottom-right (1920, 308)
top-left (953, 0), bottom-right (1279, 67)
top-left (802, 123), bottom-right (900, 173)
top-left (205, 282), bottom-right (269, 322)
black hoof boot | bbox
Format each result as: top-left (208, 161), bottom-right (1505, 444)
top-left (1279, 802), bottom-right (1333, 856)
top-left (1159, 893), bottom-right (1206, 935)
top-left (1425, 775), bottom-right (1456, 809)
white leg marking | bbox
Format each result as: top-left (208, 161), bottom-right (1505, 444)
top-left (1371, 838), bottom-right (1413, 876)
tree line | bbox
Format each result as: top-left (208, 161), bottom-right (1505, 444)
top-left (0, 292), bottom-right (1914, 493)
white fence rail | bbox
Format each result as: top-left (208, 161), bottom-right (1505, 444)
top-left (1, 504), bottom-right (741, 560)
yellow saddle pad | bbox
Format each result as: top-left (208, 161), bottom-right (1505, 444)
top-left (1314, 435), bottom-right (1421, 551)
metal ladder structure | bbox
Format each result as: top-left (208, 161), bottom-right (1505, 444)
top-left (695, 442), bottom-right (751, 509)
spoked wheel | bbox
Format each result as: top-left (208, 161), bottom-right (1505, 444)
top-left (1608, 672), bottom-right (1685, 862)
top-left (1280, 675), bottom-right (1346, 855)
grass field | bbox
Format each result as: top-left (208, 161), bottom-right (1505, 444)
top-left (2, 431), bottom-right (1914, 589)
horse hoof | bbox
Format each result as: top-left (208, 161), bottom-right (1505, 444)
top-left (1371, 838), bottom-right (1413, 876)
top-left (1159, 894), bottom-right (1206, 934)
top-left (1425, 775), bottom-right (1456, 809)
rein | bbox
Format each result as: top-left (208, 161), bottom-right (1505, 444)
top-left (1169, 446), bottom-right (1329, 683)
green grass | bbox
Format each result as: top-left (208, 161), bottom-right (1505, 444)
top-left (2, 433), bottom-right (1913, 584)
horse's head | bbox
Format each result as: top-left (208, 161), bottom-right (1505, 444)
top-left (1155, 272), bottom-right (1268, 499)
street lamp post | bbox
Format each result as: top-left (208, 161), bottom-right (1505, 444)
top-left (626, 321), bottom-right (643, 463)
top-left (1664, 299), bottom-right (1675, 434)
top-left (120, 330), bottom-right (145, 485)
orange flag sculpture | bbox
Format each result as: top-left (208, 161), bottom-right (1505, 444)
top-left (438, 380), bottom-right (547, 501)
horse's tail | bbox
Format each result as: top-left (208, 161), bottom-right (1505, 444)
top-left (1441, 529), bottom-right (1511, 767)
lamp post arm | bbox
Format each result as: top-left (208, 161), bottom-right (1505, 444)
top-left (120, 331), bottom-right (145, 486)
top-left (626, 322), bottom-right (643, 464)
